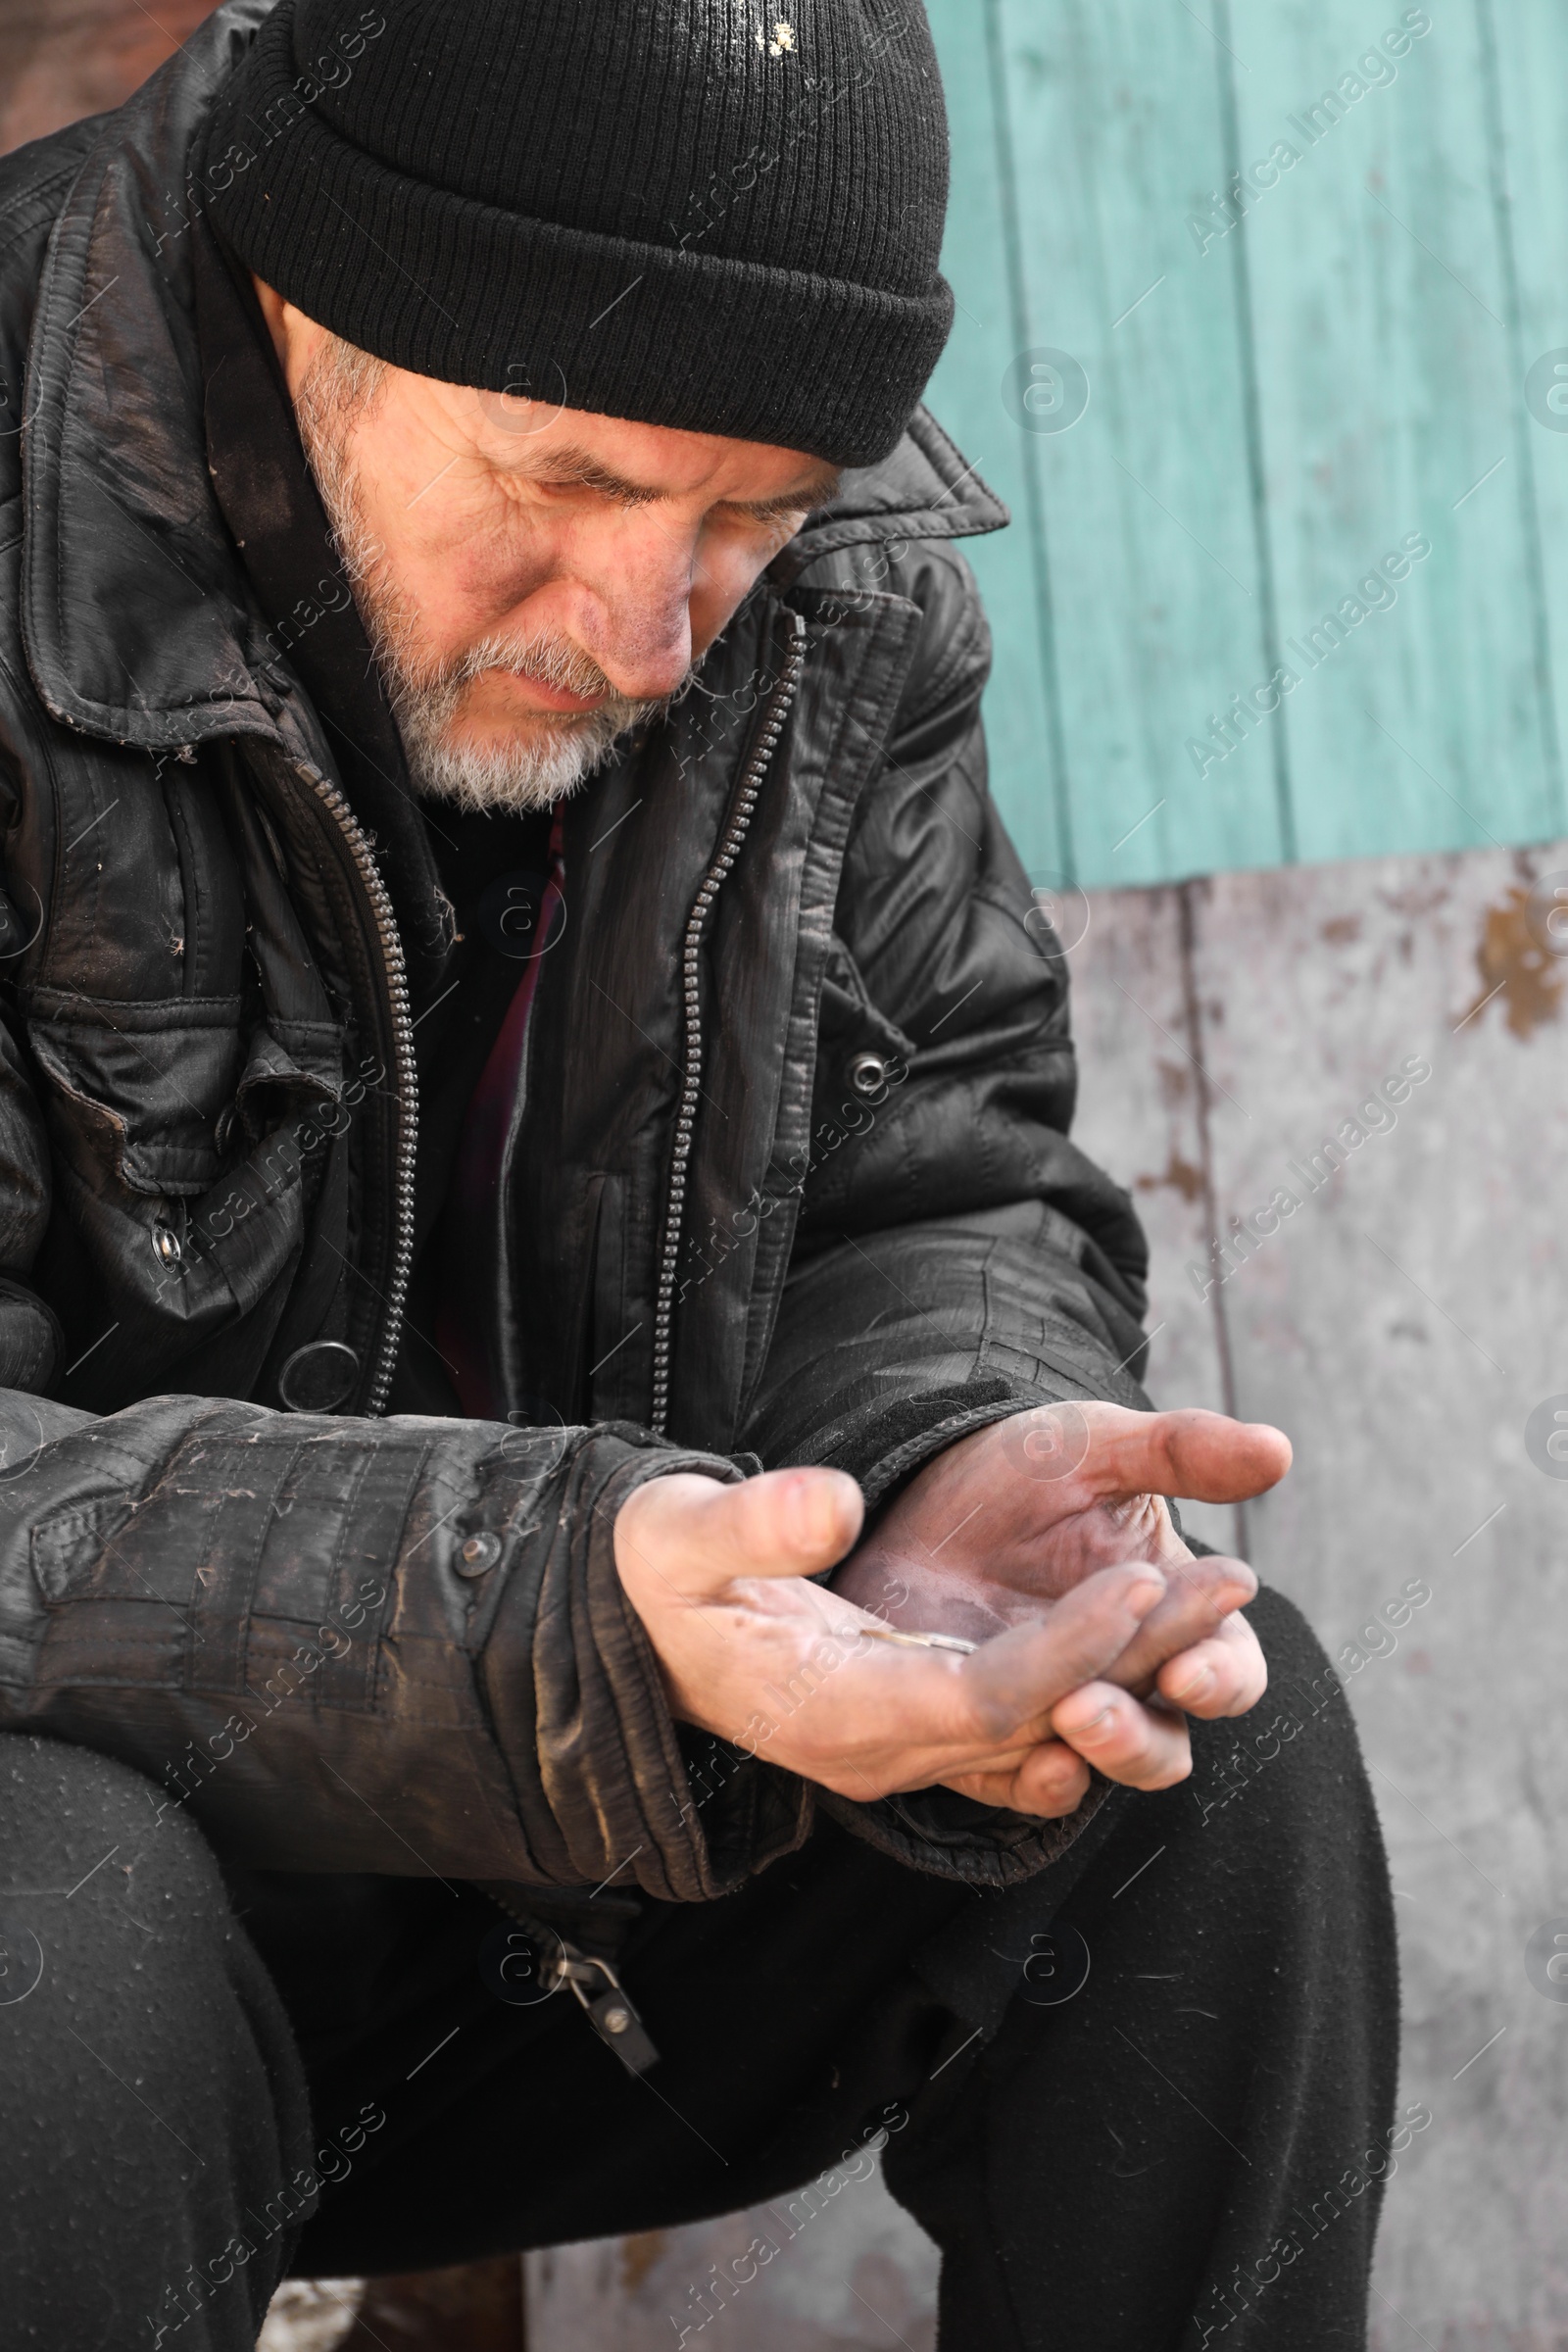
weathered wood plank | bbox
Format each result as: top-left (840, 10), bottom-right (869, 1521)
top-left (1184, 840), bottom-right (1568, 2342)
top-left (524, 2160), bottom-right (938, 2351)
top-left (925, 0), bottom-right (1069, 880)
top-left (1228, 1), bottom-right (1561, 864)
top-left (972, 0), bottom-right (1287, 886)
top-left (1064, 878), bottom-right (1242, 1550)
top-left (1485, 0), bottom-right (1568, 847)
top-left (925, 1), bottom-right (1568, 885)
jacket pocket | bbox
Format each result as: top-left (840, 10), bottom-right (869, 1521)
top-left (25, 990), bottom-right (246, 1197)
top-left (230, 1016), bottom-right (350, 1153)
top-left (25, 989), bottom-right (349, 1200)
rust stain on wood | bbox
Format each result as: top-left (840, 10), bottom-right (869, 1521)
top-left (1136, 1147), bottom-right (1205, 1201)
top-left (620, 2230), bottom-right (667, 2292)
top-left (1459, 887), bottom-right (1564, 1040)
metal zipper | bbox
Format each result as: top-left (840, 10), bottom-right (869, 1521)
top-left (651, 609), bottom-right (808, 1439)
top-left (482, 1885), bottom-right (661, 2074)
top-left (296, 762), bottom-right (417, 1416)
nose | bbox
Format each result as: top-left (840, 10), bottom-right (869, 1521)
top-left (594, 594), bottom-right (694, 703)
top-left (604, 630), bottom-right (694, 703)
top-left (584, 530), bottom-right (699, 702)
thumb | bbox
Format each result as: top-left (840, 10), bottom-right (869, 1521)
top-left (615, 1466), bottom-right (864, 1597)
top-left (1078, 1404), bottom-right (1293, 1506)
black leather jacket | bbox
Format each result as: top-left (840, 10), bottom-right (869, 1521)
top-left (0, 2), bottom-right (1152, 1896)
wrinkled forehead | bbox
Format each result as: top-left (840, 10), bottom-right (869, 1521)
top-left (357, 356), bottom-right (844, 517)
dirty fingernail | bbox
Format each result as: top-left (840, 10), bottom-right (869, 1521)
top-left (1172, 1665), bottom-right (1215, 1703)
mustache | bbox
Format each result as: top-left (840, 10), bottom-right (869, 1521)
top-left (406, 626), bottom-right (619, 707)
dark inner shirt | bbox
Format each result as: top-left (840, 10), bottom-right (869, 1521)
top-left (190, 216), bottom-right (552, 1415)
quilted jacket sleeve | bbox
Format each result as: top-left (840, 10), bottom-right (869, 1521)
top-left (0, 1391), bottom-right (811, 1893)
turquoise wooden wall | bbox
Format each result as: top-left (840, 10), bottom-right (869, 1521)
top-left (923, 0), bottom-right (1568, 889)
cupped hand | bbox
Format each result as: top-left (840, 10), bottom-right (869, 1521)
top-left (830, 1402), bottom-right (1292, 1790)
top-left (613, 1465), bottom-right (1182, 1819)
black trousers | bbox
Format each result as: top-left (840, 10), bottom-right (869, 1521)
top-left (0, 1588), bottom-right (1398, 2352)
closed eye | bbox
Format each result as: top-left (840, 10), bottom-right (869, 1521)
top-left (721, 473), bottom-right (841, 527)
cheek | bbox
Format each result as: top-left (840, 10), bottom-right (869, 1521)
top-left (689, 534), bottom-right (779, 648)
top-left (384, 478), bottom-right (563, 640)
top-left (441, 510), bottom-right (561, 621)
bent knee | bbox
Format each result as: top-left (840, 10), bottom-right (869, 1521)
top-left (4, 1728), bottom-right (192, 1844)
top-left (0, 1731), bottom-right (237, 1987)
top-left (1188, 1584), bottom-right (1376, 1837)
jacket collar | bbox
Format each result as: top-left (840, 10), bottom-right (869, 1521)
top-left (21, 0), bottom-right (281, 749)
top-left (775, 408), bottom-right (1008, 584)
top-left (21, 0), bottom-right (1006, 753)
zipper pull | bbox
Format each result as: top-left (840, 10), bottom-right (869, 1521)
top-left (557, 1952), bottom-right (662, 2074)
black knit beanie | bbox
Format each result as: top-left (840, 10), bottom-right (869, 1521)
top-left (199, 0), bottom-right (954, 466)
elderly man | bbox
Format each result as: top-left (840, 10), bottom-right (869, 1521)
top-left (0, 3), bottom-right (1396, 2346)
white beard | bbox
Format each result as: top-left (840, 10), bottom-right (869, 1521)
top-left (293, 344), bottom-right (673, 814)
top-left (386, 629), bottom-right (657, 816)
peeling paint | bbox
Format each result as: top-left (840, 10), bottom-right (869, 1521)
top-left (1460, 886), bottom-right (1564, 1040)
top-left (620, 2231), bottom-right (666, 2292)
top-left (1137, 1147), bottom-right (1205, 1202)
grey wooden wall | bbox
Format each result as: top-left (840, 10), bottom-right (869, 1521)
top-left (1074, 845), bottom-right (1568, 2351)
